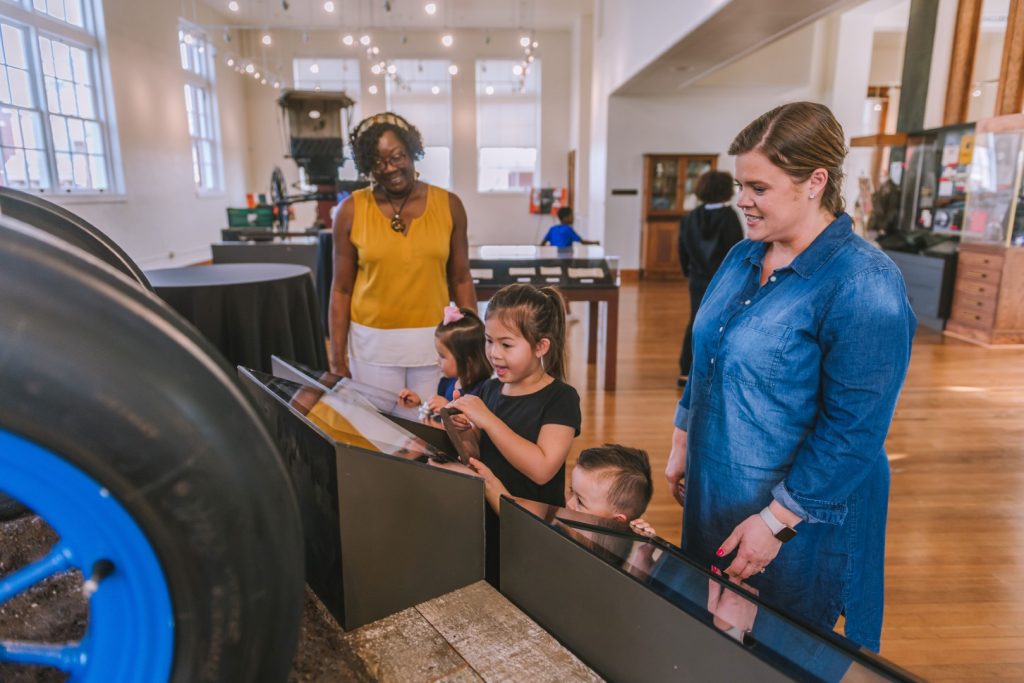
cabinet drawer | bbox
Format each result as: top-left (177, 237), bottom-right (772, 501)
top-left (955, 278), bottom-right (997, 299)
top-left (951, 301), bottom-right (996, 329)
top-left (955, 293), bottom-right (997, 315)
top-left (959, 249), bottom-right (1005, 271)
top-left (959, 265), bottom-right (1002, 285)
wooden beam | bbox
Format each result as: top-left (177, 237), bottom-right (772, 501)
top-left (943, 0), bottom-right (984, 126)
top-left (849, 133), bottom-right (909, 148)
top-left (995, 0), bottom-right (1024, 116)
top-left (897, 0), bottom-right (941, 132)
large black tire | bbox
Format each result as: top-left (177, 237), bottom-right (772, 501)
top-left (0, 217), bottom-right (304, 682)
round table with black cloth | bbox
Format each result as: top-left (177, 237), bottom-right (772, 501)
top-left (147, 263), bottom-right (327, 374)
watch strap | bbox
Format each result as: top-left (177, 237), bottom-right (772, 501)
top-left (759, 506), bottom-right (797, 542)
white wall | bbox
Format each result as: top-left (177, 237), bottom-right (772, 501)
top-left (50, 0), bottom-right (249, 268)
top-left (238, 28), bottom-right (574, 246)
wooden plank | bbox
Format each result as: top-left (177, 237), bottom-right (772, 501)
top-left (996, 0), bottom-right (1024, 116)
top-left (415, 581), bottom-right (603, 683)
top-left (943, 0), bottom-right (984, 125)
top-left (341, 607), bottom-right (482, 682)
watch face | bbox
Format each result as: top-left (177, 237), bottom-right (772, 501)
top-left (775, 526), bottom-right (797, 543)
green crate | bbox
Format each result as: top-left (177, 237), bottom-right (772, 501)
top-left (227, 207), bottom-right (274, 228)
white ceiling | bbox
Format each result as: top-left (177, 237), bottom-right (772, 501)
top-left (614, 0), bottom-right (865, 96)
top-left (199, 0), bottom-right (592, 30)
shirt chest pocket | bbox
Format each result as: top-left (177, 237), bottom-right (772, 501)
top-left (722, 316), bottom-right (793, 391)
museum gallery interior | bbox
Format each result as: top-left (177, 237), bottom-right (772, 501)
top-left (0, 0), bottom-right (1023, 681)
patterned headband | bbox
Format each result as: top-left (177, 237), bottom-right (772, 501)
top-left (350, 112), bottom-right (411, 144)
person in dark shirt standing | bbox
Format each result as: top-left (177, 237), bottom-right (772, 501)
top-left (677, 171), bottom-right (744, 387)
top-left (541, 207), bottom-right (599, 248)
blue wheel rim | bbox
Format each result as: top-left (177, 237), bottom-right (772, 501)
top-left (0, 429), bottom-right (174, 682)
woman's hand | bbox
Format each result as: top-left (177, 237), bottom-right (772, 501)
top-left (398, 389), bottom-right (421, 407)
top-left (707, 577), bottom-right (759, 633)
top-left (717, 515), bottom-right (783, 581)
top-left (448, 395), bottom-right (495, 431)
top-left (329, 357), bottom-right (351, 378)
top-left (426, 395), bottom-right (448, 413)
top-left (665, 427), bottom-right (688, 507)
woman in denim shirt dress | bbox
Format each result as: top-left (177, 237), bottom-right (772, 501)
top-left (664, 102), bottom-right (916, 651)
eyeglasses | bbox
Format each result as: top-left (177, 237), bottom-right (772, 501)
top-left (372, 150), bottom-right (409, 173)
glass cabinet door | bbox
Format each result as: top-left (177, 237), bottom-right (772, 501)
top-left (648, 157), bottom-right (681, 214)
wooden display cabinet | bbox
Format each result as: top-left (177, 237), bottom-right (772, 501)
top-left (641, 154), bottom-right (716, 278)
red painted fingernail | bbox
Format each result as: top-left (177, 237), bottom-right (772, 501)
top-left (711, 566), bottom-right (721, 575)
top-left (716, 548), bottom-right (725, 557)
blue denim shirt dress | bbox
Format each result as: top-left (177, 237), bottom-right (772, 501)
top-left (673, 213), bottom-right (916, 651)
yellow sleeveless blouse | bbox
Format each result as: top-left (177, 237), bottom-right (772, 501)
top-left (349, 185), bottom-right (452, 330)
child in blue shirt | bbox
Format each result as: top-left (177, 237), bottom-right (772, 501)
top-left (540, 208), bottom-right (599, 248)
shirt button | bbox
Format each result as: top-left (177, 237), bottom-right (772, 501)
top-left (769, 275), bottom-right (777, 282)
top-left (710, 357), bottom-right (715, 365)
top-left (718, 326), bottom-right (724, 333)
top-left (744, 299), bottom-right (751, 305)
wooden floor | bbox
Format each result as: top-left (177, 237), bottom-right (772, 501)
top-left (562, 280), bottom-right (1024, 682)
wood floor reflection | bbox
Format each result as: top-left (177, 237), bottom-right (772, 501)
top-left (564, 279), bottom-right (1024, 681)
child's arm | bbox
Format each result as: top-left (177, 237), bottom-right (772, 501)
top-left (397, 388), bottom-right (422, 407)
top-left (450, 395), bottom-right (573, 485)
top-left (425, 394), bottom-right (448, 413)
top-left (468, 457), bottom-right (510, 514)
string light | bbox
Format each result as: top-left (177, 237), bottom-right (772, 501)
top-left (323, 0), bottom-right (335, 11)
top-left (441, 33), bottom-right (453, 47)
top-left (485, 85), bottom-right (494, 95)
top-left (228, 1), bottom-right (239, 11)
top-left (448, 64), bottom-right (458, 76)
top-left (425, 2), bottom-right (437, 14)
top-left (360, 35), bottom-right (371, 45)
top-left (310, 63), bottom-right (320, 74)
top-left (226, 57), bottom-right (235, 67)
top-left (245, 63), bottom-right (255, 73)
top-left (519, 36), bottom-right (530, 47)
top-left (431, 85), bottom-right (440, 94)
top-left (368, 84), bottom-right (378, 94)
top-left (261, 33), bottom-right (272, 46)
top-left (343, 34), bottom-right (354, 45)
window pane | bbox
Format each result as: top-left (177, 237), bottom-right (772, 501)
top-left (66, 0), bottom-right (84, 28)
top-left (0, 68), bottom-right (9, 104)
top-left (70, 47), bottom-right (90, 85)
top-left (6, 109), bottom-right (23, 147)
top-left (55, 150), bottom-right (72, 186)
top-left (50, 40), bottom-right (72, 80)
top-left (38, 37), bottom-right (54, 76)
top-left (33, 0), bottom-right (48, 14)
top-left (8, 68), bottom-right (32, 107)
top-left (44, 76), bottom-right (58, 111)
top-left (478, 147), bottom-right (537, 192)
top-left (3, 146), bottom-right (29, 186)
top-left (67, 116), bottom-right (85, 152)
top-left (83, 119), bottom-right (101, 154)
top-left (72, 152), bottom-right (88, 186)
top-left (25, 149), bottom-right (48, 187)
top-left (88, 153), bottom-right (106, 189)
top-left (20, 111), bottom-right (43, 149)
top-left (2, 24), bottom-right (28, 70)
top-left (57, 79), bottom-right (77, 115)
top-left (75, 83), bottom-right (93, 118)
top-left (49, 114), bottom-right (69, 151)
top-left (418, 146), bottom-right (450, 189)
top-left (191, 143), bottom-right (200, 185)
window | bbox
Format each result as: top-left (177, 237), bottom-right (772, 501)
top-left (293, 57), bottom-right (360, 181)
top-left (385, 59), bottom-right (452, 189)
top-left (476, 59), bottom-right (540, 192)
top-left (180, 25), bottom-right (221, 193)
top-left (0, 0), bottom-right (115, 193)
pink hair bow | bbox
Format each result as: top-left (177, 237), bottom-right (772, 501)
top-left (442, 305), bottom-right (464, 325)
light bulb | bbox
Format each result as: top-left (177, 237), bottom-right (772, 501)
top-left (228, 1), bottom-right (239, 11)
top-left (309, 110), bottom-right (321, 120)
top-left (260, 78), bottom-right (267, 84)
top-left (448, 64), bottom-right (458, 76)
top-left (387, 64), bottom-right (397, 74)
top-left (310, 63), bottom-right (319, 74)
top-left (183, 33), bottom-right (194, 45)
top-left (527, 54), bottom-right (534, 63)
top-left (873, 103), bottom-right (882, 112)
top-left (972, 89), bottom-right (982, 97)
top-left (273, 81), bottom-right (280, 89)
top-left (253, 71), bottom-right (260, 79)
top-left (368, 84), bottom-right (378, 94)
top-left (360, 35), bottom-right (371, 46)
top-left (371, 46), bottom-right (380, 55)
top-left (431, 85), bottom-right (440, 94)
top-left (513, 64), bottom-right (523, 75)
top-left (343, 34), bottom-right (354, 45)
top-left (485, 85), bottom-right (494, 95)
top-left (226, 57), bottom-right (235, 67)
top-left (532, 41), bottom-right (538, 48)
top-left (425, 2), bottom-right (437, 14)
top-left (441, 34), bottom-right (453, 47)
top-left (261, 33), bottom-right (272, 46)
top-left (519, 36), bottom-right (530, 47)
top-left (371, 64), bottom-right (382, 75)
top-left (245, 63), bottom-right (255, 73)
top-left (323, 0), bottom-right (335, 11)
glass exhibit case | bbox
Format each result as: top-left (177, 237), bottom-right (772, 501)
top-left (238, 368), bottom-right (485, 630)
top-left (962, 122), bottom-right (1024, 247)
top-left (468, 244), bottom-right (619, 288)
top-left (898, 123), bottom-right (975, 236)
top-left (500, 499), bottom-right (923, 682)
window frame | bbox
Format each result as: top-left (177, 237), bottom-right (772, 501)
top-left (475, 58), bottom-right (541, 194)
top-left (179, 21), bottom-right (223, 196)
top-left (0, 0), bottom-right (121, 197)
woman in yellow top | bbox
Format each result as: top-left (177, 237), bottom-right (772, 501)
top-left (329, 113), bottom-right (476, 411)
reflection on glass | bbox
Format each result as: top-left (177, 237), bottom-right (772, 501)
top-left (963, 131), bottom-right (1024, 244)
top-left (650, 158), bottom-right (679, 212)
top-left (272, 357), bottom-right (401, 414)
top-left (255, 373), bottom-right (446, 461)
top-left (684, 159), bottom-right (713, 211)
top-left (511, 500), bottom-right (915, 683)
